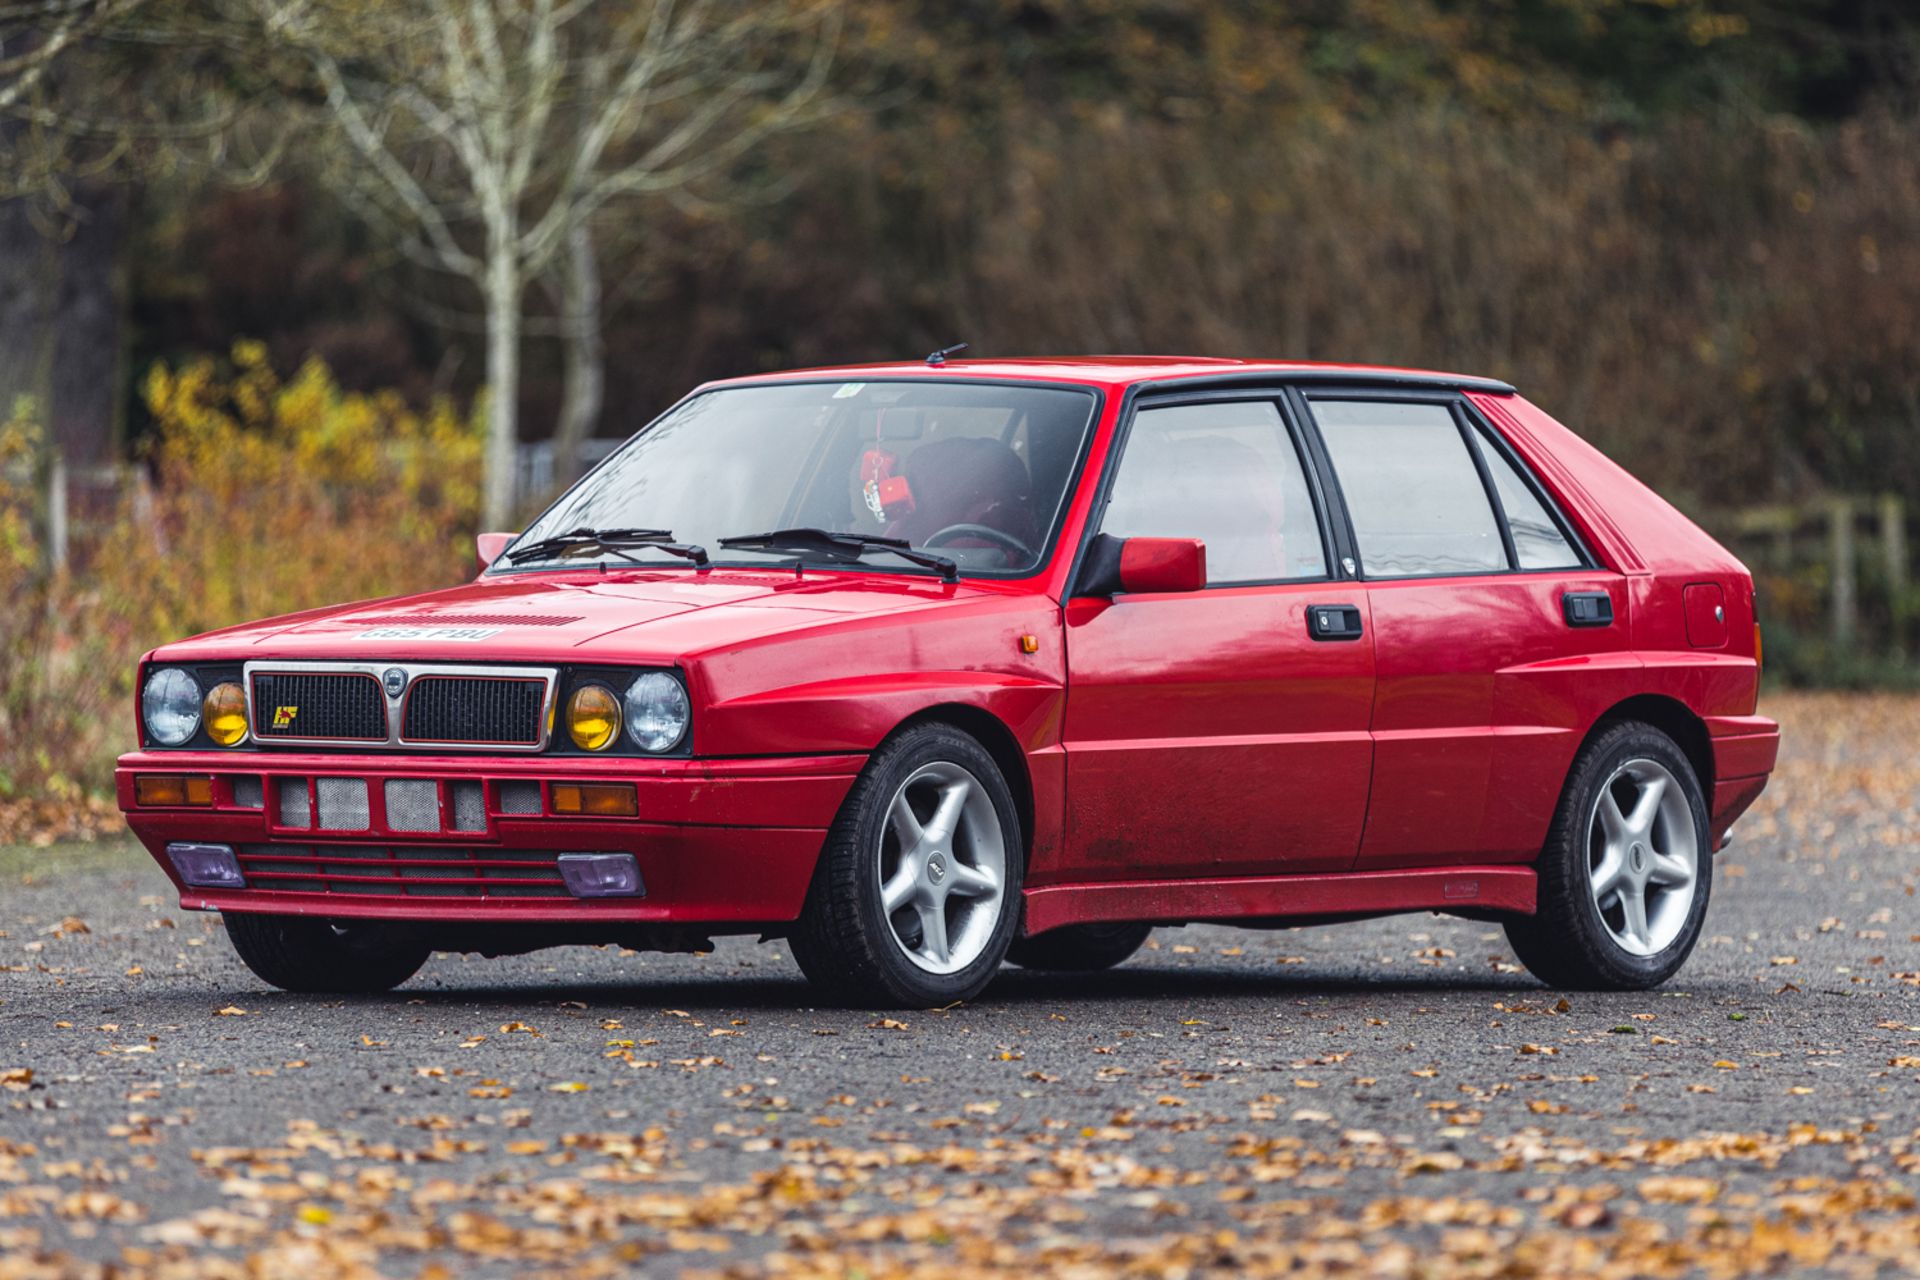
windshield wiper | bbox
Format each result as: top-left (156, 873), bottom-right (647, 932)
top-left (717, 527), bottom-right (959, 582)
top-left (505, 526), bottom-right (709, 567)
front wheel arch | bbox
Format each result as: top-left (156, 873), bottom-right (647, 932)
top-left (886, 703), bottom-right (1034, 874)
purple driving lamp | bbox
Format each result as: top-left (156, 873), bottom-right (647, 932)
top-left (166, 842), bottom-right (246, 889)
top-left (556, 853), bottom-right (645, 898)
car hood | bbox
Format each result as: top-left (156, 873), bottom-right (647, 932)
top-left (152, 567), bottom-right (1017, 665)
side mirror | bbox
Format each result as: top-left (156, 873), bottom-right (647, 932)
top-left (476, 531), bottom-right (516, 573)
top-left (1079, 533), bottom-right (1207, 596)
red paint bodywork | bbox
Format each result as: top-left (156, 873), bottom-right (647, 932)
top-left (118, 357), bottom-right (1779, 943)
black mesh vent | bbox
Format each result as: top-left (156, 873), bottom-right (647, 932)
top-left (253, 673), bottom-right (385, 741)
top-left (235, 844), bottom-right (568, 898)
top-left (402, 677), bottom-right (544, 746)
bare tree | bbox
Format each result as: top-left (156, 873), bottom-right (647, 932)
top-left (261, 0), bottom-right (838, 528)
top-left (0, 0), bottom-right (145, 114)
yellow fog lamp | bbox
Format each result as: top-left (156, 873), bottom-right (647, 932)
top-left (203, 682), bottom-right (249, 747)
top-left (566, 684), bottom-right (623, 751)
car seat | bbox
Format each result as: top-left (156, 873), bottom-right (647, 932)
top-left (884, 436), bottom-right (1038, 555)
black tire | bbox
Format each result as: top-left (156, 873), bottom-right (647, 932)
top-left (225, 914), bottom-right (430, 994)
top-left (1007, 922), bottom-right (1153, 972)
top-left (788, 722), bottom-right (1024, 1007)
top-left (1505, 720), bottom-right (1712, 991)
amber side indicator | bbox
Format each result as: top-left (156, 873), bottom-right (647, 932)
top-left (136, 774), bottom-right (213, 807)
top-left (1754, 623), bottom-right (1764, 673)
top-left (550, 782), bottom-right (638, 817)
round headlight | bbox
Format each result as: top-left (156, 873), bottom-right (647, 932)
top-left (202, 682), bottom-right (248, 747)
top-left (142, 668), bottom-right (202, 746)
top-left (567, 684), bottom-right (623, 751)
top-left (624, 672), bottom-right (688, 752)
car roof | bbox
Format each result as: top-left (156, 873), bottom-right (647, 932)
top-left (700, 355), bottom-right (1515, 395)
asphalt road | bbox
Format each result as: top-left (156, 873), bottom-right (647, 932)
top-left (2, 693), bottom-right (1917, 1278)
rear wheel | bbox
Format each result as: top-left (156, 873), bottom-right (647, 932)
top-left (1505, 720), bottom-right (1710, 990)
top-left (788, 723), bottom-right (1023, 1007)
top-left (225, 914), bottom-right (430, 994)
top-left (1007, 922), bottom-right (1152, 972)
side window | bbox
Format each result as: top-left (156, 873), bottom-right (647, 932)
top-left (1311, 399), bottom-right (1505, 578)
top-left (1466, 425), bottom-right (1583, 570)
top-left (1100, 400), bottom-right (1326, 585)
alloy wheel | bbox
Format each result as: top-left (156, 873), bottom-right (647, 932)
top-left (1586, 757), bottom-right (1699, 957)
top-left (876, 761), bottom-right (1007, 975)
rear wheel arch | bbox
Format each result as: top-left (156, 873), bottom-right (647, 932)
top-left (889, 703), bottom-right (1034, 867)
top-left (1581, 694), bottom-right (1713, 799)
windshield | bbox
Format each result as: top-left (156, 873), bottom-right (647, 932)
top-left (499, 380), bottom-right (1099, 576)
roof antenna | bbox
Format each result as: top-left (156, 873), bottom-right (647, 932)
top-left (925, 342), bottom-right (968, 367)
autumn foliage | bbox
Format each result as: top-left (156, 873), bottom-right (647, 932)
top-left (0, 343), bottom-right (480, 830)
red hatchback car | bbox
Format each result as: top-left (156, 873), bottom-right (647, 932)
top-left (119, 357), bottom-right (1779, 1006)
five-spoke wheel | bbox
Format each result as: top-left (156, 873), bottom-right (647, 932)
top-left (1506, 720), bottom-right (1712, 990)
top-left (877, 762), bottom-right (1007, 974)
top-left (789, 722), bottom-right (1023, 1006)
top-left (1586, 758), bottom-right (1699, 957)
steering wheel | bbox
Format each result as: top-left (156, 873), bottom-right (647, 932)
top-left (923, 523), bottom-right (1035, 563)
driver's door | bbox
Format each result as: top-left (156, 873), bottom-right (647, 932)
top-left (1057, 396), bottom-right (1376, 881)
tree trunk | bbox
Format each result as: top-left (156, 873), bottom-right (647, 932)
top-left (550, 219), bottom-right (604, 490)
top-left (0, 195), bottom-right (57, 431)
top-left (481, 245), bottom-right (523, 531)
top-left (48, 180), bottom-right (127, 470)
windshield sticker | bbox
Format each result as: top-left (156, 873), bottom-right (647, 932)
top-left (832, 382), bottom-right (864, 398)
top-left (356, 626), bottom-right (501, 641)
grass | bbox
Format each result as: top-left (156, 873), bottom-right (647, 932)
top-left (2, 837), bottom-right (150, 886)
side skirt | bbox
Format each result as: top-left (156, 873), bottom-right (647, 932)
top-left (1021, 866), bottom-right (1537, 936)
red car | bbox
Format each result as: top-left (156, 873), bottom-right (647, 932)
top-left (119, 356), bottom-right (1779, 1005)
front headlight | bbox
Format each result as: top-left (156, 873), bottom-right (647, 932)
top-left (142, 668), bottom-right (202, 746)
top-left (624, 672), bottom-right (688, 752)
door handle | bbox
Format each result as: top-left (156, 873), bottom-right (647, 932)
top-left (1562, 591), bottom-right (1614, 627)
top-left (1307, 604), bottom-right (1363, 641)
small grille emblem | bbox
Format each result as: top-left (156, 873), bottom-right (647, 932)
top-left (382, 668), bottom-right (408, 699)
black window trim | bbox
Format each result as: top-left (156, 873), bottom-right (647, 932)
top-left (1456, 397), bottom-right (1598, 572)
top-left (1072, 384), bottom-right (1341, 594)
top-left (1296, 387), bottom-right (1596, 583)
top-left (494, 376), bottom-right (1107, 585)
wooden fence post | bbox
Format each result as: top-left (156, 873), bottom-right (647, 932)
top-left (1883, 494), bottom-right (1909, 657)
top-left (1829, 497), bottom-right (1855, 650)
top-left (47, 451), bottom-right (67, 573)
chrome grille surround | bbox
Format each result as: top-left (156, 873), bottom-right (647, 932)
top-left (243, 660), bottom-right (558, 751)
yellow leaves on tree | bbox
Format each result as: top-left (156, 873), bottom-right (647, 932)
top-left (132, 340), bottom-right (484, 645)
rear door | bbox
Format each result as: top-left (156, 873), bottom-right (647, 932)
top-left (1299, 390), bottom-right (1628, 869)
top-left (1058, 393), bottom-right (1375, 882)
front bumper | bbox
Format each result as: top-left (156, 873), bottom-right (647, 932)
top-left (116, 749), bottom-right (862, 925)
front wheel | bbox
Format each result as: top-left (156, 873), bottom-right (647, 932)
top-left (1505, 720), bottom-right (1711, 990)
top-left (225, 914), bottom-right (430, 994)
top-left (788, 723), bottom-right (1023, 1007)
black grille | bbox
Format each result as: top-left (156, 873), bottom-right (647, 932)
top-left (402, 677), bottom-right (545, 745)
top-left (253, 673), bottom-right (385, 741)
top-left (235, 844), bottom-right (568, 898)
